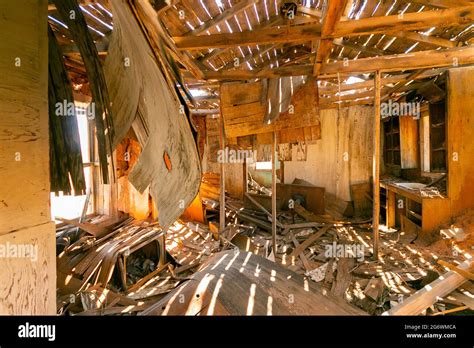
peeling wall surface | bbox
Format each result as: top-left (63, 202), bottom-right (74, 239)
top-left (284, 106), bottom-right (374, 202)
top-left (105, 0), bottom-right (201, 227)
top-left (0, 0), bottom-right (56, 314)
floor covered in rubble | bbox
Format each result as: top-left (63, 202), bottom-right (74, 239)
top-left (56, 188), bottom-right (474, 316)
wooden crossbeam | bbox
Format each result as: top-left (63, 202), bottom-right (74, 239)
top-left (319, 68), bottom-right (446, 93)
top-left (203, 46), bottom-right (474, 79)
top-left (332, 6), bottom-right (474, 38)
top-left (313, 0), bottom-right (348, 76)
top-left (186, 0), bottom-right (256, 36)
top-left (204, 64), bottom-right (313, 79)
top-left (174, 6), bottom-right (473, 50)
top-left (174, 24), bottom-right (322, 50)
top-left (321, 45), bottom-right (474, 74)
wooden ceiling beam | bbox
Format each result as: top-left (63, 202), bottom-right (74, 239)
top-left (175, 6), bottom-right (473, 50)
top-left (313, 0), bottom-right (348, 76)
top-left (202, 45), bottom-right (473, 79)
top-left (321, 45), bottom-right (474, 74)
top-left (204, 64), bottom-right (314, 79)
top-left (319, 68), bottom-right (446, 93)
top-left (332, 5), bottom-right (474, 38)
top-left (174, 24), bottom-right (322, 50)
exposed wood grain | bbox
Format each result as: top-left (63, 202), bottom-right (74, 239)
top-left (140, 250), bottom-right (365, 315)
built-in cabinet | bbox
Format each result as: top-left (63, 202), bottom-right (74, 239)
top-left (380, 66), bottom-right (474, 243)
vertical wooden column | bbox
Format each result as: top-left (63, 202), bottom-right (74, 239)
top-left (219, 113), bottom-right (226, 231)
top-left (373, 71), bottom-right (381, 260)
top-left (243, 158), bottom-right (248, 195)
top-left (387, 190), bottom-right (396, 228)
top-left (0, 0), bottom-right (55, 314)
top-left (271, 132), bottom-right (277, 255)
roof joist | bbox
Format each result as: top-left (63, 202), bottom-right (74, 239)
top-left (202, 45), bottom-right (474, 79)
top-left (174, 6), bottom-right (474, 50)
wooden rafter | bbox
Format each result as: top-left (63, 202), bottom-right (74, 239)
top-left (319, 68), bottom-right (446, 93)
top-left (313, 0), bottom-right (348, 76)
top-left (202, 45), bottom-right (474, 79)
top-left (174, 23), bottom-right (322, 50)
top-left (332, 6), bottom-right (474, 37)
top-left (321, 45), bottom-right (474, 74)
top-left (176, 6), bottom-right (474, 49)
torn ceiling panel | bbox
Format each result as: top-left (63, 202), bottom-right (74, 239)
top-left (105, 0), bottom-right (201, 228)
top-left (264, 75), bottom-right (307, 124)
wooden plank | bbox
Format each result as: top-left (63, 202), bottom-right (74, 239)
top-left (219, 112), bottom-right (226, 231)
top-left (438, 260), bottom-right (474, 280)
top-left (0, 221), bottom-right (56, 314)
top-left (291, 234), bottom-right (311, 271)
top-left (332, 6), bottom-right (474, 38)
top-left (319, 69), bottom-right (446, 94)
top-left (140, 250), bottom-right (365, 315)
top-left (313, 0), bottom-right (348, 76)
top-left (174, 24), bottom-right (322, 50)
top-left (384, 260), bottom-right (473, 315)
top-left (271, 132), bottom-right (277, 256)
top-left (204, 45), bottom-right (474, 79)
top-left (245, 193), bottom-right (283, 228)
top-left (0, 0), bottom-right (50, 235)
top-left (289, 225), bottom-right (333, 258)
top-left (373, 71), bottom-right (381, 260)
top-left (322, 46), bottom-right (474, 75)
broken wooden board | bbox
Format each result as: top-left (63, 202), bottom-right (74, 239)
top-left (105, 0), bottom-right (201, 228)
top-left (289, 225), bottom-right (332, 258)
top-left (221, 79), bottom-right (321, 138)
top-left (384, 260), bottom-right (473, 315)
top-left (139, 250), bottom-right (365, 315)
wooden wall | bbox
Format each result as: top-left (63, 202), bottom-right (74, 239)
top-left (0, 0), bottom-right (55, 314)
top-left (284, 106), bottom-right (374, 203)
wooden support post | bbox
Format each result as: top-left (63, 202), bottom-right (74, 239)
top-left (159, 233), bottom-right (166, 266)
top-left (271, 132), bottom-right (277, 255)
top-left (243, 158), bottom-right (248, 195)
top-left (387, 190), bottom-right (396, 228)
top-left (219, 113), bottom-right (226, 231)
top-left (373, 71), bottom-right (381, 260)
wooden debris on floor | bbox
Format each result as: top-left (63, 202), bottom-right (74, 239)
top-left (139, 250), bottom-right (365, 316)
top-left (56, 187), bottom-right (474, 316)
